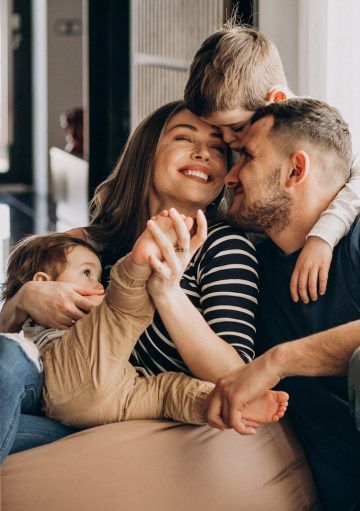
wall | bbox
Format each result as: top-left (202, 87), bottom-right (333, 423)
top-left (47, 0), bottom-right (83, 150)
top-left (258, 0), bottom-right (360, 153)
top-left (258, 0), bottom-right (300, 94)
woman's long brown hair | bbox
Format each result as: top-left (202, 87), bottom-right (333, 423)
top-left (87, 100), bottom-right (186, 260)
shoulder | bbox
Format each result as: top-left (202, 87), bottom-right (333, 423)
top-left (202, 221), bottom-right (256, 254)
top-left (193, 221), bottom-right (258, 269)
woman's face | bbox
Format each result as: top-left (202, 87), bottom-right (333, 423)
top-left (151, 109), bottom-right (228, 214)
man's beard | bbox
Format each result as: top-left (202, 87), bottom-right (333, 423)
top-left (226, 167), bottom-right (292, 235)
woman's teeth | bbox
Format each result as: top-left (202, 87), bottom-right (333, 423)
top-left (182, 170), bottom-right (209, 182)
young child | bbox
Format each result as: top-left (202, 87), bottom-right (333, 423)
top-left (184, 22), bottom-right (360, 303)
top-left (2, 211), bottom-right (288, 430)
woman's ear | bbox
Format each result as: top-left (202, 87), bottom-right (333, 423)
top-left (286, 151), bottom-right (310, 187)
top-left (32, 271), bottom-right (51, 282)
top-left (265, 85), bottom-right (294, 104)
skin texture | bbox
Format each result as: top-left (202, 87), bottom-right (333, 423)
top-left (205, 104), bottom-right (336, 303)
top-left (150, 109), bottom-right (227, 217)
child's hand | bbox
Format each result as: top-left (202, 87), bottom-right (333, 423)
top-left (290, 236), bottom-right (333, 303)
top-left (146, 208), bottom-right (207, 296)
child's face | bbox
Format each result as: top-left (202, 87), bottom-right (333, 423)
top-left (203, 108), bottom-right (254, 152)
top-left (56, 245), bottom-right (104, 302)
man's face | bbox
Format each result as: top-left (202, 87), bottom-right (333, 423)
top-left (224, 116), bottom-right (292, 234)
top-left (204, 108), bottom-right (254, 151)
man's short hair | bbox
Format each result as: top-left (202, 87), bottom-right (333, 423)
top-left (184, 22), bottom-right (287, 117)
top-left (252, 98), bottom-right (352, 184)
top-left (2, 232), bottom-right (99, 301)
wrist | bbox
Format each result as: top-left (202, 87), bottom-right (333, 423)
top-left (150, 284), bottom-right (183, 304)
top-left (16, 282), bottom-right (31, 316)
top-left (124, 253), bottom-right (151, 280)
top-left (267, 344), bottom-right (290, 380)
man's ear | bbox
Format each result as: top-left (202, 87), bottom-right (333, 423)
top-left (286, 151), bottom-right (310, 187)
top-left (265, 85), bottom-right (294, 104)
top-left (32, 271), bottom-right (51, 282)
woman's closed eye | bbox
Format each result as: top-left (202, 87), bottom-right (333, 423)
top-left (174, 134), bottom-right (193, 143)
top-left (209, 143), bottom-right (226, 155)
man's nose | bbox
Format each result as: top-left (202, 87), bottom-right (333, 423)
top-left (224, 163), bottom-right (240, 188)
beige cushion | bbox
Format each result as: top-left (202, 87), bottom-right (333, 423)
top-left (2, 418), bottom-right (321, 511)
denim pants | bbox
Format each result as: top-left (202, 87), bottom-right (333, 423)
top-left (349, 346), bottom-right (360, 432)
top-left (0, 334), bottom-right (77, 463)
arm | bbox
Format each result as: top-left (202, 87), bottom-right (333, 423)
top-left (309, 153), bottom-right (360, 247)
top-left (207, 320), bottom-right (360, 432)
top-left (290, 153), bottom-right (360, 303)
top-left (148, 211), bottom-right (258, 383)
top-left (0, 281), bottom-right (101, 332)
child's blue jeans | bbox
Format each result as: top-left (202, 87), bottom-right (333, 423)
top-left (0, 334), bottom-right (77, 463)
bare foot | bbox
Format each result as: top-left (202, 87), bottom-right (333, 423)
top-left (242, 390), bottom-right (289, 425)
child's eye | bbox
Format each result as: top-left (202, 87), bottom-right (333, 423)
top-left (232, 125), bottom-right (245, 133)
top-left (82, 269), bottom-right (91, 277)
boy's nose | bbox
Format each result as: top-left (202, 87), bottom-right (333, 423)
top-left (221, 127), bottom-right (237, 145)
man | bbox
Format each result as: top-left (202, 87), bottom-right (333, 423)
top-left (206, 98), bottom-right (360, 511)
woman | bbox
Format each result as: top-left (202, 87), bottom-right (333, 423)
top-left (0, 101), bottom-right (258, 457)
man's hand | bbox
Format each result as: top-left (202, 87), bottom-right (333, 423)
top-left (207, 349), bottom-right (284, 434)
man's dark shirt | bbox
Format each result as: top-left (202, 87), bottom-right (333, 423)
top-left (255, 215), bottom-right (360, 510)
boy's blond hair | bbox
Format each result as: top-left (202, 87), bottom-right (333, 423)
top-left (184, 23), bottom-right (287, 117)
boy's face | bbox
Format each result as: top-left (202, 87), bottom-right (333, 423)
top-left (56, 245), bottom-right (104, 304)
top-left (203, 108), bottom-right (254, 151)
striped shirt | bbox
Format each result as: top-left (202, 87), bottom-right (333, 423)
top-left (129, 221), bottom-right (259, 376)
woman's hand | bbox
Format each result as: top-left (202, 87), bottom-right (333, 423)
top-left (146, 208), bottom-right (207, 297)
top-left (19, 280), bottom-right (102, 329)
top-left (290, 236), bottom-right (333, 303)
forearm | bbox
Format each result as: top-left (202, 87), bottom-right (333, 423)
top-left (0, 287), bottom-right (28, 332)
top-left (154, 287), bottom-right (244, 383)
top-left (71, 256), bottom-right (154, 366)
top-left (272, 319), bottom-right (360, 379)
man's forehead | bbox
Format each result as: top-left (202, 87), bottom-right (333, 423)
top-left (246, 115), bottom-right (274, 143)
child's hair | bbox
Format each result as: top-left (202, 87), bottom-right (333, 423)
top-left (184, 22), bottom-right (287, 117)
top-left (2, 232), bottom-right (99, 301)
top-left (252, 98), bottom-right (352, 184)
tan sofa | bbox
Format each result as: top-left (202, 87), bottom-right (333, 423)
top-left (2, 417), bottom-right (321, 511)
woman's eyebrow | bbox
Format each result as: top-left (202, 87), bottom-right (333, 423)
top-left (168, 123), bottom-right (197, 132)
top-left (168, 123), bottom-right (222, 139)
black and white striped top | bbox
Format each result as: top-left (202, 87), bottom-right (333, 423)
top-left (129, 221), bottom-right (259, 376)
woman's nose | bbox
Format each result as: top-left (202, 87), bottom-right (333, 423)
top-left (191, 144), bottom-right (210, 161)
